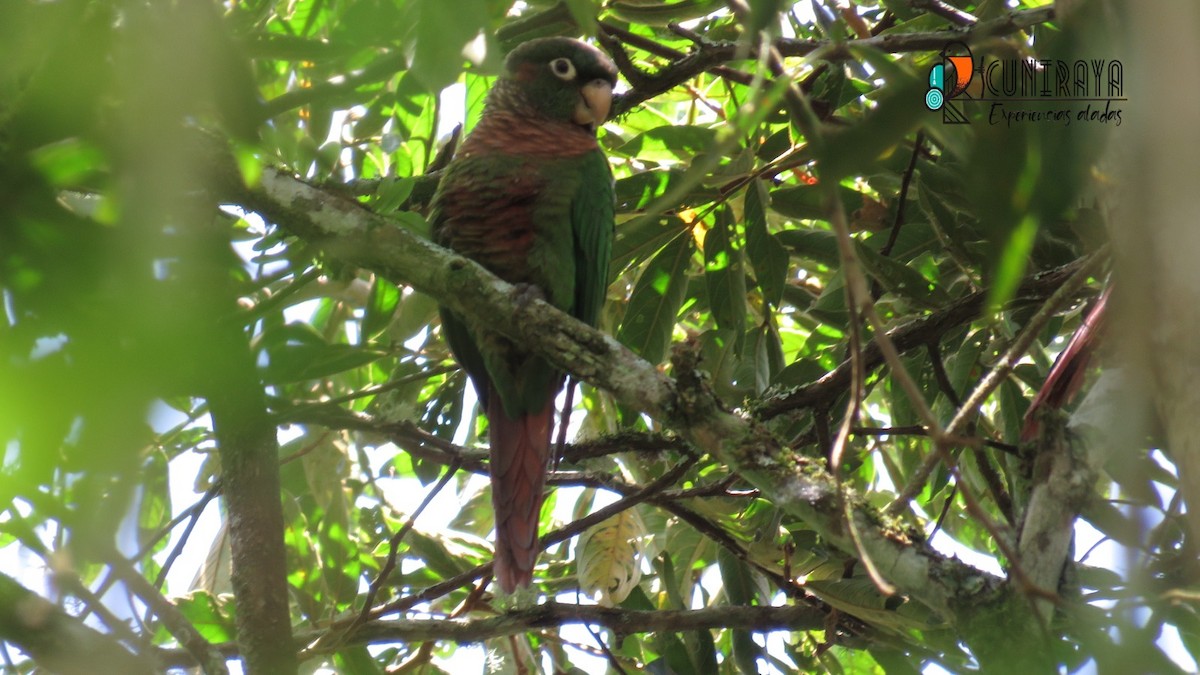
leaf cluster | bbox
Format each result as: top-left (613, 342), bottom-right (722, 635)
top-left (1, 2), bottom-right (1188, 674)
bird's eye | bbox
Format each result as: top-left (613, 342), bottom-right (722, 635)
top-left (550, 57), bottom-right (576, 81)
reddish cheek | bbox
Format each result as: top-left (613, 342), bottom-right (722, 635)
top-left (514, 63), bottom-right (539, 82)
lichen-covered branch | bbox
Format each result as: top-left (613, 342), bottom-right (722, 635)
top-left (157, 601), bottom-right (826, 668)
top-left (224, 165), bottom-right (1002, 628)
top-left (0, 572), bottom-right (157, 675)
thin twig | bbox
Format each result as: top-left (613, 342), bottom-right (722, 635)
top-left (886, 246), bottom-right (1110, 515)
top-left (911, 0), bottom-right (979, 27)
top-left (972, 446), bottom-right (1015, 525)
top-left (925, 341), bottom-right (963, 408)
top-left (57, 574), bottom-right (151, 652)
top-left (367, 457), bottom-right (700, 621)
top-left (107, 556), bottom-right (229, 675)
top-left (582, 621), bottom-right (629, 675)
top-left (880, 131), bottom-right (925, 259)
top-left (930, 485), bottom-right (957, 539)
top-left (831, 188), bottom-right (956, 472)
top-left (844, 501), bottom-right (896, 596)
top-left (758, 256), bottom-right (1096, 419)
top-left (607, 6), bottom-right (1056, 115)
top-left (309, 365), bottom-right (456, 408)
top-left (554, 378), bottom-right (577, 469)
top-left (151, 484), bottom-right (222, 591)
top-left (850, 426), bottom-right (1018, 456)
top-left (352, 460), bottom-right (462, 631)
top-left (944, 461), bottom-right (1059, 630)
top-left (861, 302), bottom-right (947, 440)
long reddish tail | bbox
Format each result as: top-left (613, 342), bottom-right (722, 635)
top-left (488, 393), bottom-right (554, 593)
top-left (1021, 286), bottom-right (1111, 442)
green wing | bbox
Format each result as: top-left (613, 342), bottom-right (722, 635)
top-left (433, 149), bottom-right (612, 418)
top-left (570, 149), bottom-right (615, 328)
top-left (438, 305), bottom-right (491, 406)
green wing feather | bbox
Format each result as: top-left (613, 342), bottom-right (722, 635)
top-left (438, 306), bottom-right (490, 406)
top-left (434, 149), bottom-right (613, 417)
top-left (570, 150), bottom-right (615, 329)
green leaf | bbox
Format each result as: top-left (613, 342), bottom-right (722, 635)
top-left (137, 451), bottom-right (171, 553)
top-left (1165, 604), bottom-right (1200, 661)
top-left (608, 0), bottom-right (725, 26)
top-left (374, 176), bottom-right (416, 213)
top-left (617, 125), bottom-right (719, 161)
top-left (817, 68), bottom-right (926, 181)
top-left (420, 373), bottom-right (466, 442)
top-left (735, 324), bottom-right (782, 395)
top-left (1079, 500), bottom-right (1146, 549)
top-left (748, 0), bottom-right (788, 35)
top-left (615, 169), bottom-right (709, 214)
top-left (404, 530), bottom-right (474, 579)
top-left (390, 290), bottom-right (440, 343)
top-left (262, 342), bottom-right (388, 384)
top-left (363, 276), bottom-right (401, 340)
top-left (410, 0), bottom-right (488, 91)
top-left (29, 138), bottom-right (106, 187)
top-left (333, 647), bottom-right (386, 675)
top-left (562, 0), bottom-right (600, 35)
top-left (614, 216), bottom-right (696, 273)
top-left (687, 615), bottom-right (720, 674)
top-left (770, 184), bottom-right (860, 221)
top-left (334, 0), bottom-right (405, 48)
top-left (175, 592), bottom-right (236, 643)
top-left (945, 329), bottom-right (987, 402)
top-left (775, 226), bottom-right (840, 267)
top-left (804, 577), bottom-right (943, 632)
top-left (655, 553), bottom-right (688, 610)
top-left (462, 72), bottom-right (493, 135)
top-left (718, 548), bottom-right (764, 675)
top-left (699, 328), bottom-right (740, 398)
top-left (870, 649), bottom-right (922, 675)
top-left (654, 633), bottom-right (697, 675)
top-left (916, 178), bottom-right (981, 269)
top-left (703, 206), bottom-right (747, 331)
top-left (986, 215), bottom-right (1038, 314)
top-left (888, 350), bottom-right (926, 428)
top-left (743, 180), bottom-right (790, 306)
top-left (618, 233), bottom-right (695, 364)
top-left (855, 239), bottom-right (950, 308)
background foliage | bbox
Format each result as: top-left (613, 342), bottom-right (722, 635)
top-left (2, 1), bottom-right (1188, 674)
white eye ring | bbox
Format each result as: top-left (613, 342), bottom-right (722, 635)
top-left (550, 57), bottom-right (576, 81)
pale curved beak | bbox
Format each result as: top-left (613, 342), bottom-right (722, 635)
top-left (573, 79), bottom-right (614, 130)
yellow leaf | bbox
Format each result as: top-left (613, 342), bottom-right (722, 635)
top-left (576, 509), bottom-right (647, 606)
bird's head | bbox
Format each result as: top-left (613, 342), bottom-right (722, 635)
top-left (498, 37), bottom-right (618, 132)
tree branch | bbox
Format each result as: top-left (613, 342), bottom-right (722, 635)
top-left (105, 557), bottom-right (229, 675)
top-left (610, 6), bottom-right (1055, 115)
top-left (886, 248), bottom-right (1109, 515)
top-left (0, 572), bottom-right (157, 675)
top-left (758, 255), bottom-right (1095, 419)
top-left (157, 602), bottom-right (826, 668)
top-left (205, 307), bottom-right (298, 674)
top-left (222, 164), bottom-right (1001, 627)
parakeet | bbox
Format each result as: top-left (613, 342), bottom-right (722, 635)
top-left (430, 38), bottom-right (617, 593)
